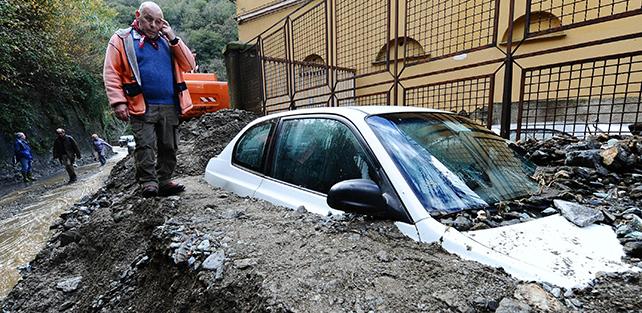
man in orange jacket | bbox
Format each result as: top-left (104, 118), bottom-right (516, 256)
top-left (103, 1), bottom-right (195, 197)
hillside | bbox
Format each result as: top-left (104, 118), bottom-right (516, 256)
top-left (0, 0), bottom-right (237, 183)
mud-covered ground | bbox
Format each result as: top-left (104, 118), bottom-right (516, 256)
top-left (0, 149), bottom-right (117, 199)
top-left (2, 110), bottom-right (641, 312)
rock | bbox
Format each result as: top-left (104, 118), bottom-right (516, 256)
top-left (202, 250), bottom-right (225, 271)
top-left (500, 219), bottom-right (522, 227)
top-left (530, 150), bottom-right (549, 164)
top-left (629, 123), bottom-right (642, 135)
top-left (631, 186), bottom-right (642, 199)
top-left (172, 244), bottom-right (191, 264)
top-left (624, 241), bottom-right (642, 258)
top-left (63, 218), bottom-right (80, 230)
top-left (112, 210), bottom-right (133, 223)
top-left (233, 258), bottom-right (258, 269)
top-left (196, 239), bottom-right (211, 251)
top-left (473, 297), bottom-right (499, 311)
top-left (514, 283), bottom-right (565, 312)
top-left (134, 255), bottom-right (149, 268)
top-left (623, 207), bottom-right (642, 217)
top-left (542, 207), bottom-right (557, 216)
top-left (519, 212), bottom-right (532, 222)
top-left (49, 218), bottom-right (65, 229)
top-left (376, 250), bottom-right (390, 262)
top-left (59, 230), bottom-right (82, 246)
top-left (17, 263), bottom-right (32, 278)
top-left (565, 150), bottom-right (602, 168)
top-left (550, 287), bottom-right (561, 298)
top-left (565, 298), bottom-right (583, 309)
top-left (475, 210), bottom-right (487, 222)
top-left (56, 276), bottom-right (82, 293)
top-left (625, 231), bottom-right (642, 240)
top-left (453, 215), bottom-right (472, 230)
top-left (496, 298), bottom-right (532, 313)
top-left (78, 206), bottom-right (92, 215)
top-left (600, 146), bottom-right (619, 166)
top-left (98, 199), bottom-right (111, 207)
top-left (59, 301), bottom-right (75, 311)
top-left (553, 200), bottom-right (604, 227)
top-left (626, 215), bottom-right (642, 233)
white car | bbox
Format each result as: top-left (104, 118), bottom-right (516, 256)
top-left (118, 135), bottom-right (136, 154)
top-left (204, 106), bottom-right (632, 288)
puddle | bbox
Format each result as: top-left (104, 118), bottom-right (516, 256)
top-left (0, 148), bottom-right (127, 299)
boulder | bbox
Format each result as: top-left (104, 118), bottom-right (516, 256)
top-left (513, 283), bottom-right (565, 312)
top-left (496, 298), bottom-right (532, 313)
top-left (55, 276), bottom-right (82, 293)
top-left (553, 200), bottom-right (604, 227)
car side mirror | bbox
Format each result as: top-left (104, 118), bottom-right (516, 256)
top-left (327, 179), bottom-right (391, 217)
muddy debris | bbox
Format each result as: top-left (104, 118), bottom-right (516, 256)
top-left (175, 109), bottom-right (259, 176)
top-left (435, 133), bottom-right (642, 262)
top-left (2, 110), bottom-right (642, 312)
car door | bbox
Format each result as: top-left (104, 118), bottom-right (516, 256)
top-left (206, 120), bottom-right (275, 197)
top-left (254, 115), bottom-right (379, 216)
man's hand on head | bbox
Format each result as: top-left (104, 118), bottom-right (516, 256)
top-left (160, 18), bottom-right (176, 42)
top-left (113, 103), bottom-right (130, 121)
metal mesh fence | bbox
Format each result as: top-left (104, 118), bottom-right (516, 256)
top-left (405, 75), bottom-right (494, 126)
top-left (519, 51), bottom-right (642, 139)
top-left (528, 0), bottom-right (642, 35)
top-left (291, 2), bottom-right (329, 92)
top-left (245, 0), bottom-right (642, 139)
top-left (335, 0), bottom-right (389, 76)
top-left (292, 2), bottom-right (327, 63)
top-left (262, 27), bottom-right (289, 99)
top-left (405, 0), bottom-right (498, 61)
top-left (337, 92), bottom-right (390, 107)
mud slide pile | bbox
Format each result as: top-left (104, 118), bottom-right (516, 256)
top-left (2, 110), bottom-right (641, 312)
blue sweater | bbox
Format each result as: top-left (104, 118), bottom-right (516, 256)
top-left (14, 139), bottom-right (33, 160)
top-left (133, 33), bottom-right (176, 105)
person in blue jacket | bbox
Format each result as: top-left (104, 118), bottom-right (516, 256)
top-left (91, 134), bottom-right (113, 166)
top-left (13, 132), bottom-right (35, 182)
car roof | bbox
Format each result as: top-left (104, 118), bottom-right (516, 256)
top-left (258, 106), bottom-right (451, 122)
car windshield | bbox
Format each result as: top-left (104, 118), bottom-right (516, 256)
top-left (367, 112), bottom-right (538, 215)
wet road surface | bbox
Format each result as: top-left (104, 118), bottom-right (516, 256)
top-left (0, 149), bottom-right (126, 298)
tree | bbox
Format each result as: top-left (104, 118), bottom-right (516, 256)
top-left (104, 0), bottom-right (238, 79)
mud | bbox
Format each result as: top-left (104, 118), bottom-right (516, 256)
top-left (0, 149), bottom-right (126, 299)
top-left (0, 149), bottom-right (116, 196)
top-left (1, 110), bottom-right (641, 312)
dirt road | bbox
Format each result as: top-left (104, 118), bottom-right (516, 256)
top-left (0, 149), bottom-right (126, 299)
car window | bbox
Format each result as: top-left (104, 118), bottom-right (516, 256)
top-left (271, 118), bottom-right (376, 194)
top-left (233, 122), bottom-right (273, 172)
top-left (367, 112), bottom-right (538, 215)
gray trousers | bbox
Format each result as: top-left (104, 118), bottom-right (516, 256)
top-left (130, 105), bottom-right (179, 187)
top-left (60, 155), bottom-right (76, 180)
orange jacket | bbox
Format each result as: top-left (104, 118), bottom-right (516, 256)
top-left (103, 28), bottom-right (195, 116)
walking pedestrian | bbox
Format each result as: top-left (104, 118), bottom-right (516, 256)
top-left (103, 1), bottom-right (195, 197)
top-left (92, 134), bottom-right (113, 166)
top-left (13, 132), bottom-right (35, 183)
top-left (52, 128), bottom-right (81, 184)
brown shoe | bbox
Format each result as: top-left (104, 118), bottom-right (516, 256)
top-left (159, 181), bottom-right (185, 196)
top-left (141, 185), bottom-right (158, 198)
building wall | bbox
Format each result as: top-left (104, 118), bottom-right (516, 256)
top-left (235, 0), bottom-right (642, 136)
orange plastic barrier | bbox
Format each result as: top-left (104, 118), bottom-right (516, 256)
top-left (181, 73), bottom-right (230, 120)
